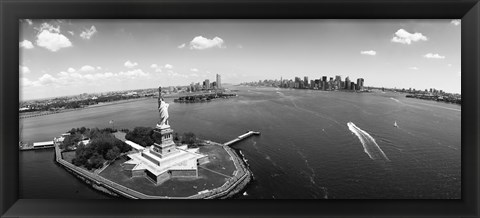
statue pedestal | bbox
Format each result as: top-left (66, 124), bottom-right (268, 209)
top-left (150, 126), bottom-right (177, 159)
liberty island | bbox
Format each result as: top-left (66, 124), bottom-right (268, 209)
top-left (51, 86), bottom-right (256, 199)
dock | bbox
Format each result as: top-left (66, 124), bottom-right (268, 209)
top-left (20, 140), bottom-right (55, 151)
top-left (224, 131), bottom-right (260, 146)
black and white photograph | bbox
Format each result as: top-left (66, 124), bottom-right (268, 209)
top-left (19, 19), bottom-right (461, 200)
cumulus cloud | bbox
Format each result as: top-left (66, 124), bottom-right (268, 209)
top-left (189, 36), bottom-right (225, 50)
top-left (177, 43), bottom-right (186, 49)
top-left (23, 68), bottom-right (149, 88)
top-left (391, 29), bottom-right (427, 45)
top-left (150, 64), bottom-right (162, 72)
top-left (360, 50), bottom-right (376, 56)
top-left (164, 64), bottom-right (173, 69)
top-left (124, 60), bottom-right (138, 68)
top-left (408, 67), bottom-right (419, 70)
top-left (80, 26), bottom-right (97, 40)
top-left (38, 74), bottom-right (57, 86)
top-left (20, 65), bottom-right (30, 74)
top-left (24, 19), bottom-right (33, 25)
top-left (80, 65), bottom-right (96, 72)
top-left (19, 40), bottom-right (34, 49)
top-left (67, 67), bottom-right (76, 73)
top-left (190, 68), bottom-right (199, 72)
top-left (118, 69), bottom-right (149, 78)
top-left (451, 19), bottom-right (461, 26)
top-left (21, 77), bottom-right (35, 87)
top-left (424, 53), bottom-right (446, 59)
top-left (35, 23), bottom-right (72, 52)
top-left (68, 31), bottom-right (75, 36)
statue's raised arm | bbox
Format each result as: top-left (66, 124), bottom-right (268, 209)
top-left (157, 86), bottom-right (170, 129)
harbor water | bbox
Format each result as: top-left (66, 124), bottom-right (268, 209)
top-left (20, 86), bottom-right (461, 199)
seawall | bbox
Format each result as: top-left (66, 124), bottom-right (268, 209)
top-left (54, 141), bottom-right (252, 199)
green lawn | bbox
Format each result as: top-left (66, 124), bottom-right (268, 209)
top-left (61, 150), bottom-right (76, 163)
top-left (99, 144), bottom-right (238, 197)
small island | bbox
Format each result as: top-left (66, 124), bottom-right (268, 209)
top-left (174, 92), bottom-right (237, 103)
top-left (54, 86), bottom-right (253, 199)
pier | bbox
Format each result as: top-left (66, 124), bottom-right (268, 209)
top-left (20, 141), bottom-right (55, 151)
top-left (224, 131), bottom-right (260, 146)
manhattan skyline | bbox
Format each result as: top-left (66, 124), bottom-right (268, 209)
top-left (20, 19), bottom-right (461, 100)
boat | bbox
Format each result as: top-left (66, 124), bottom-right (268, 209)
top-left (394, 121), bottom-right (398, 128)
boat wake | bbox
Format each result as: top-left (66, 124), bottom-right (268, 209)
top-left (390, 97), bottom-right (400, 103)
top-left (347, 122), bottom-right (390, 161)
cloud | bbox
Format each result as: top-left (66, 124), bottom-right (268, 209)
top-left (360, 50), bottom-right (376, 56)
top-left (118, 69), bottom-right (149, 78)
top-left (68, 31), bottom-right (75, 36)
top-left (20, 65), bottom-right (31, 74)
top-left (150, 64), bottom-right (162, 72)
top-left (189, 73), bottom-right (199, 77)
top-left (391, 29), bottom-right (427, 45)
top-left (177, 43), bottom-right (186, 49)
top-left (408, 67), bottom-right (419, 70)
top-left (24, 19), bottom-right (33, 25)
top-left (35, 23), bottom-right (72, 51)
top-left (189, 36), bottom-right (225, 50)
top-left (38, 74), bottom-right (57, 86)
top-left (67, 67), bottom-right (76, 73)
top-left (424, 53), bottom-right (445, 59)
top-left (164, 64), bottom-right (173, 69)
top-left (190, 68), bottom-right (199, 72)
top-left (124, 60), bottom-right (138, 68)
top-left (21, 77), bottom-right (35, 87)
top-left (23, 68), bottom-right (149, 88)
top-left (448, 64), bottom-right (452, 67)
top-left (80, 65), bottom-right (96, 72)
top-left (80, 26), bottom-right (97, 40)
top-left (19, 40), bottom-right (34, 49)
top-left (451, 19), bottom-right (461, 26)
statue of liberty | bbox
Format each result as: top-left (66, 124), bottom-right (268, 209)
top-left (156, 86), bottom-right (170, 129)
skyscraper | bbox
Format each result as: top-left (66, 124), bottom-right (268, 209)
top-left (304, 76), bottom-right (309, 88)
top-left (345, 77), bottom-right (351, 89)
top-left (216, 74), bottom-right (221, 89)
top-left (205, 79), bottom-right (210, 89)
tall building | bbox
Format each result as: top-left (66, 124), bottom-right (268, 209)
top-left (357, 78), bottom-right (364, 90)
top-left (304, 76), bottom-right (309, 88)
top-left (205, 79), bottom-right (210, 90)
top-left (216, 74), bottom-right (221, 89)
top-left (345, 77), bottom-right (351, 89)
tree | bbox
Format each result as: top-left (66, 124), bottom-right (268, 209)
top-left (125, 127), bottom-right (154, 147)
top-left (182, 132), bottom-right (197, 145)
top-left (105, 147), bottom-right (120, 161)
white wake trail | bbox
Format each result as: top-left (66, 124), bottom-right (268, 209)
top-left (347, 122), bottom-right (390, 161)
top-left (390, 97), bottom-right (400, 103)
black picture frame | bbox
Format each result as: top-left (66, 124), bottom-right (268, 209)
top-left (1, 0), bottom-right (479, 217)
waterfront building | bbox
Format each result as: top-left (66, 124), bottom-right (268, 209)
top-left (216, 74), bottom-right (221, 89)
top-left (304, 76), bottom-right (309, 88)
top-left (350, 82), bottom-right (355, 90)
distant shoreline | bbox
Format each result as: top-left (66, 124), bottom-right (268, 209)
top-left (19, 97), bottom-right (154, 119)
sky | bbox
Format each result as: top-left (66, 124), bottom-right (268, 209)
top-left (19, 19), bottom-right (461, 100)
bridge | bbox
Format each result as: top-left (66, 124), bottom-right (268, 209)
top-left (224, 131), bottom-right (260, 146)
